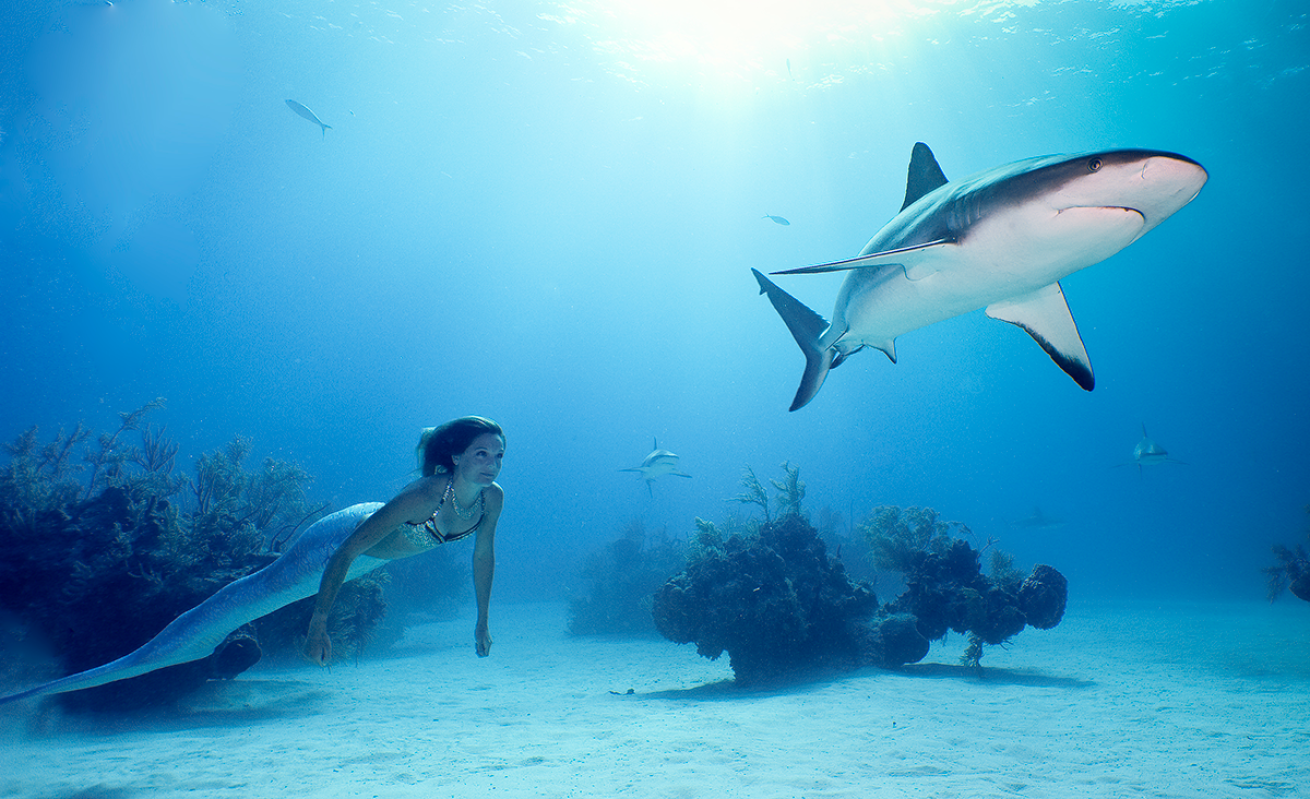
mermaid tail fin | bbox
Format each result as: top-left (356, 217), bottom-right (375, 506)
top-left (1, 503), bottom-right (384, 705)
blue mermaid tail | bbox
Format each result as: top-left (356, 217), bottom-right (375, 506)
top-left (1, 503), bottom-right (385, 705)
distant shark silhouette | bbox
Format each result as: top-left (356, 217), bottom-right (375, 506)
top-left (286, 99), bottom-right (331, 138)
top-left (621, 438), bottom-right (691, 496)
top-left (763, 214), bottom-right (791, 226)
top-left (753, 142), bottom-right (1208, 410)
top-left (1120, 424), bottom-right (1185, 473)
top-left (1013, 507), bottom-right (1066, 531)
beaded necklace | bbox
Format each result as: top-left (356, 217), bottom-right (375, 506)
top-left (445, 478), bottom-right (482, 520)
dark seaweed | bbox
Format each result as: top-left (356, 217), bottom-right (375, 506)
top-left (569, 519), bottom-right (685, 635)
top-left (0, 402), bottom-right (391, 710)
top-left (1263, 505), bottom-right (1310, 603)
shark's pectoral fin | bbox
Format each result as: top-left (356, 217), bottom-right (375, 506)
top-left (770, 239), bottom-right (956, 277)
top-left (986, 282), bottom-right (1094, 390)
top-left (752, 268), bottom-right (837, 411)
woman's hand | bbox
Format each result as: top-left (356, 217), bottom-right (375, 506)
top-left (304, 613), bottom-right (333, 666)
top-left (475, 624), bottom-right (493, 658)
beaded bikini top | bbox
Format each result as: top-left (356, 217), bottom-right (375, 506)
top-left (401, 481), bottom-right (484, 551)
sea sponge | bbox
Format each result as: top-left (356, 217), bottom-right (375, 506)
top-left (653, 513), bottom-right (877, 683)
top-left (1018, 564), bottom-right (1069, 630)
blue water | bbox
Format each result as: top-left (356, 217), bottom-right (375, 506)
top-left (0, 0), bottom-right (1307, 608)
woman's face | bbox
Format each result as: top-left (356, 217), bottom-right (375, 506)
top-left (453, 433), bottom-right (505, 487)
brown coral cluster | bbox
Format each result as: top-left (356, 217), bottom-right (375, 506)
top-left (651, 489), bottom-right (1069, 682)
top-left (653, 513), bottom-right (877, 683)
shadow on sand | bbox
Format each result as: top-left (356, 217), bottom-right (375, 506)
top-left (642, 662), bottom-right (1095, 701)
top-left (17, 679), bottom-right (334, 738)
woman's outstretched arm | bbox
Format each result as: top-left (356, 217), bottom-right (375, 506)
top-left (472, 484), bottom-right (503, 657)
top-left (303, 478), bottom-right (438, 665)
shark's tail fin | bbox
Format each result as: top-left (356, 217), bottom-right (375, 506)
top-left (751, 269), bottom-right (835, 411)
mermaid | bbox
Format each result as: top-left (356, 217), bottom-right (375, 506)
top-left (1, 416), bottom-right (505, 705)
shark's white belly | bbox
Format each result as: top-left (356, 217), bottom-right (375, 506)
top-left (834, 204), bottom-right (1145, 350)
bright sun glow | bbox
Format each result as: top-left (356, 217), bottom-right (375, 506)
top-left (538, 0), bottom-right (1025, 85)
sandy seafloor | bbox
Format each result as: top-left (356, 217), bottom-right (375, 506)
top-left (2, 599), bottom-right (1307, 799)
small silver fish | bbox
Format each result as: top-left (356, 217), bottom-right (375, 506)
top-left (285, 99), bottom-right (332, 138)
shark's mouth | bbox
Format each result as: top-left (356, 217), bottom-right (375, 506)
top-left (1044, 206), bottom-right (1148, 252)
top-left (1057, 205), bottom-right (1147, 224)
top-left (1063, 205), bottom-right (1142, 215)
top-left (1108, 206), bottom-right (1147, 224)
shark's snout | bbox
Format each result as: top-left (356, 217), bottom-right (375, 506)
top-left (1142, 154), bottom-right (1208, 197)
top-left (1126, 154), bottom-right (1208, 227)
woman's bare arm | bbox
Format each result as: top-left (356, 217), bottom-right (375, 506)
top-left (303, 478), bottom-right (440, 665)
top-left (472, 484), bottom-right (502, 657)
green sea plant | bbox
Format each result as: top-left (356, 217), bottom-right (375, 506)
top-left (81, 397), bottom-right (173, 500)
top-left (688, 517), bottom-right (725, 562)
top-left (770, 461), bottom-right (806, 519)
top-left (727, 465), bottom-right (771, 522)
top-left (1263, 505), bottom-right (1310, 603)
top-left (569, 519), bottom-right (686, 635)
top-left (988, 549), bottom-right (1026, 593)
top-left (0, 402), bottom-right (395, 710)
top-left (727, 462), bottom-right (810, 523)
top-left (961, 634), bottom-right (986, 670)
top-left (859, 505), bottom-right (963, 574)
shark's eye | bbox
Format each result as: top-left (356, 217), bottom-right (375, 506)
top-left (1088, 157), bottom-right (1103, 172)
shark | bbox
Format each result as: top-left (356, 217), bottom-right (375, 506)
top-left (1124, 424), bottom-right (1185, 472)
top-left (285, 99), bottom-right (332, 138)
top-left (621, 438), bottom-right (692, 496)
top-left (1013, 506), bottom-right (1067, 531)
top-left (752, 142), bottom-right (1208, 410)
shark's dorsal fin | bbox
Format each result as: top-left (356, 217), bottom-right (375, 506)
top-left (986, 282), bottom-right (1094, 391)
top-left (902, 142), bottom-right (949, 211)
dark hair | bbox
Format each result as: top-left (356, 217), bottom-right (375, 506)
top-left (416, 416), bottom-right (505, 476)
